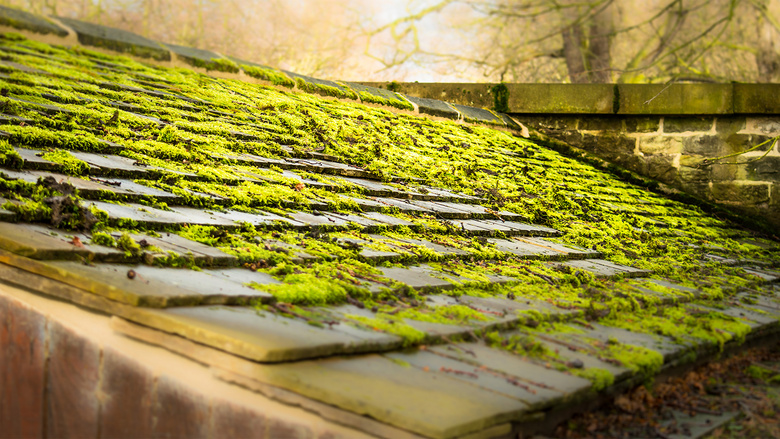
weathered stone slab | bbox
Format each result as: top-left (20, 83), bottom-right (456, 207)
top-left (120, 305), bottom-right (402, 363)
top-left (67, 151), bottom-right (153, 176)
top-left (126, 232), bottom-right (237, 265)
top-left (454, 294), bottom-right (582, 322)
top-left (347, 82), bottom-right (410, 109)
top-left (0, 5), bottom-right (69, 35)
top-left (325, 212), bottom-right (383, 228)
top-left (558, 259), bottom-right (645, 278)
top-left (403, 95), bottom-right (460, 119)
top-left (331, 302), bottom-right (475, 341)
top-left (283, 71), bottom-right (356, 99)
top-left (742, 267), bottom-right (780, 282)
top-left (379, 265), bottom-right (459, 291)
top-left (8, 96), bottom-right (72, 114)
top-left (240, 354), bottom-right (530, 438)
top-left (13, 147), bottom-right (88, 172)
top-left (56, 17), bottom-right (170, 60)
top-left (360, 211), bottom-right (416, 227)
top-left (382, 236), bottom-right (471, 257)
top-left (165, 43), bottom-right (236, 72)
top-left (88, 200), bottom-right (194, 227)
top-left (165, 207), bottom-right (240, 227)
top-left (426, 343), bottom-right (592, 406)
top-left (517, 238), bottom-right (599, 259)
top-left (479, 220), bottom-right (559, 236)
top-left (42, 261), bottom-right (271, 307)
top-left (373, 197), bottom-right (435, 214)
top-left (210, 209), bottom-right (305, 228)
top-left (0, 60), bottom-right (49, 75)
top-left (488, 238), bottom-right (561, 259)
top-left (450, 104), bottom-right (503, 124)
top-left (288, 211), bottom-right (350, 228)
top-left (0, 222), bottom-right (124, 261)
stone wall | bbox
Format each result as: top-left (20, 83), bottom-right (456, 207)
top-left (363, 82), bottom-right (780, 229)
top-left (515, 114), bottom-right (780, 228)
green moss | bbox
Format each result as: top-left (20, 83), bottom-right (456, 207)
top-left (116, 233), bottom-right (142, 257)
top-left (91, 231), bottom-right (116, 247)
top-left (242, 65), bottom-right (295, 88)
top-left (0, 140), bottom-right (23, 168)
top-left (41, 150), bottom-right (90, 175)
top-left (346, 314), bottom-right (426, 346)
top-left (575, 367), bottom-right (615, 391)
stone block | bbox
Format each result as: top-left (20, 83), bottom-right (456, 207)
top-left (624, 117), bottom-right (660, 133)
top-left (618, 84), bottom-right (732, 115)
top-left (663, 117), bottom-right (713, 133)
top-left (578, 116), bottom-right (623, 131)
top-left (98, 346), bottom-right (154, 438)
top-left (734, 84), bottom-right (780, 114)
top-left (0, 5), bottom-right (68, 36)
top-left (715, 117), bottom-right (745, 134)
top-left (711, 182), bottom-right (770, 204)
top-left (211, 399), bottom-right (268, 439)
top-left (360, 82), bottom-right (494, 108)
top-left (45, 320), bottom-right (100, 439)
top-left (507, 84), bottom-right (614, 114)
top-left (0, 294), bottom-right (46, 439)
top-left (153, 375), bottom-right (211, 439)
top-left (644, 154), bottom-right (678, 184)
top-left (513, 116), bottom-right (578, 131)
top-left (746, 117), bottom-right (780, 135)
top-left (723, 134), bottom-right (775, 154)
top-left (639, 136), bottom-right (682, 154)
top-left (710, 163), bottom-right (741, 182)
top-left (682, 135), bottom-right (723, 155)
top-left (55, 17), bottom-right (170, 61)
top-left (746, 157), bottom-right (780, 181)
top-left (677, 165), bottom-right (711, 183)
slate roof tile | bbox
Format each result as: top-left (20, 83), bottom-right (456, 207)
top-left (0, 18), bottom-right (777, 439)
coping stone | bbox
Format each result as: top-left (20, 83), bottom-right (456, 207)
top-left (403, 94), bottom-right (460, 119)
top-left (55, 17), bottom-right (170, 61)
top-left (617, 84), bottom-right (732, 115)
top-left (0, 6), bottom-right (68, 36)
top-left (733, 84), bottom-right (780, 114)
top-left (507, 84), bottom-right (614, 114)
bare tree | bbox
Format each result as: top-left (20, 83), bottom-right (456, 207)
top-left (364, 0), bottom-right (780, 83)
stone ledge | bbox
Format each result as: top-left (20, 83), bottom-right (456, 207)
top-left (364, 82), bottom-right (780, 116)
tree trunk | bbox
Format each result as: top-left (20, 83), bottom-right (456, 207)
top-left (563, 24), bottom-right (589, 83)
top-left (588, 5), bottom-right (613, 83)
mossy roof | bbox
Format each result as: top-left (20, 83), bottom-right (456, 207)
top-left (0, 12), bottom-right (778, 439)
